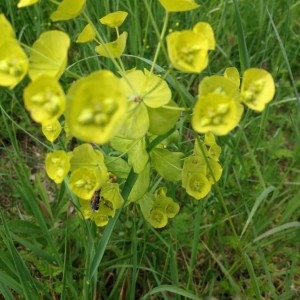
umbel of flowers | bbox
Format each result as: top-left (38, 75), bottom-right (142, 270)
top-left (0, 0), bottom-right (275, 228)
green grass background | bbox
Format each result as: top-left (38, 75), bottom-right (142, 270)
top-left (0, 0), bottom-right (300, 299)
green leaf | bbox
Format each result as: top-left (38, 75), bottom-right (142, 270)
top-left (128, 138), bottom-right (149, 173)
top-left (150, 148), bottom-right (183, 181)
top-left (116, 102), bottom-right (149, 139)
top-left (147, 100), bottom-right (180, 135)
top-left (127, 163), bottom-right (150, 203)
top-left (104, 155), bottom-right (130, 178)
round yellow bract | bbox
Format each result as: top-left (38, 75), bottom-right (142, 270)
top-left (192, 93), bottom-right (244, 135)
top-left (23, 75), bottom-right (65, 124)
top-left (66, 70), bottom-right (127, 144)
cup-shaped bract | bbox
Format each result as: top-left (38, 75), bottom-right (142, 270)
top-left (42, 119), bottom-right (62, 142)
top-left (79, 199), bottom-right (110, 227)
top-left (149, 208), bottom-right (168, 228)
top-left (69, 167), bottom-right (99, 200)
top-left (154, 187), bottom-right (180, 218)
top-left (241, 68), bottom-right (275, 112)
top-left (50, 0), bottom-right (86, 21)
top-left (23, 75), bottom-right (66, 124)
top-left (66, 70), bottom-right (128, 144)
top-left (185, 172), bottom-right (211, 200)
top-left (45, 150), bottom-right (70, 184)
top-left (99, 11), bottom-right (128, 28)
top-left (70, 143), bottom-right (109, 187)
top-left (76, 24), bottom-right (95, 43)
top-left (182, 154), bottom-right (207, 188)
top-left (0, 39), bottom-right (28, 89)
top-left (192, 93), bottom-right (244, 135)
top-left (28, 30), bottom-right (70, 80)
top-left (95, 32), bottom-right (128, 58)
top-left (17, 0), bottom-right (39, 8)
top-left (167, 22), bottom-right (215, 73)
top-left (158, 0), bottom-right (200, 12)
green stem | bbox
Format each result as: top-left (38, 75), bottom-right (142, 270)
top-left (150, 11), bottom-right (169, 74)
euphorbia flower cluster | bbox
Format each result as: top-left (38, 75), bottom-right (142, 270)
top-left (0, 1), bottom-right (276, 229)
top-left (182, 133), bottom-right (222, 199)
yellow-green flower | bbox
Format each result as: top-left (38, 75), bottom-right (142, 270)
top-left (17, 0), bottom-right (39, 8)
top-left (45, 150), bottom-right (70, 184)
top-left (79, 199), bottom-right (110, 226)
top-left (66, 70), bottom-right (128, 144)
top-left (70, 143), bottom-right (109, 186)
top-left (241, 68), bottom-right (275, 112)
top-left (69, 167), bottom-right (99, 200)
top-left (154, 187), bottom-right (180, 218)
top-left (23, 75), bottom-right (65, 124)
top-left (186, 172), bottom-right (211, 200)
top-left (182, 154), bottom-right (207, 189)
top-left (76, 24), bottom-right (95, 43)
top-left (95, 32), bottom-right (128, 58)
top-left (149, 208), bottom-right (168, 228)
top-left (28, 30), bottom-right (70, 80)
top-left (158, 0), bottom-right (200, 12)
top-left (42, 119), bottom-right (62, 142)
top-left (0, 14), bottom-right (15, 44)
top-left (99, 11), bottom-right (128, 28)
top-left (50, 0), bottom-right (86, 22)
top-left (192, 93), bottom-right (244, 135)
top-left (78, 183), bottom-right (123, 227)
top-left (0, 39), bottom-right (28, 89)
top-left (166, 22), bottom-right (215, 73)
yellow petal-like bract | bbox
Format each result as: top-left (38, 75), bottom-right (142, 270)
top-left (159, 0), bottom-right (200, 12)
top-left (76, 24), bottom-right (95, 43)
top-left (167, 22), bottom-right (215, 73)
top-left (50, 0), bottom-right (86, 21)
top-left (42, 119), bottom-right (62, 142)
top-left (99, 11), bottom-right (128, 28)
top-left (45, 150), bottom-right (70, 184)
top-left (193, 75), bottom-right (243, 135)
top-left (0, 14), bottom-right (15, 44)
top-left (241, 68), bottom-right (275, 112)
top-left (224, 67), bottom-right (240, 88)
top-left (23, 75), bottom-right (66, 124)
top-left (17, 0), bottom-right (39, 8)
top-left (95, 32), bottom-right (128, 58)
top-left (28, 30), bottom-right (70, 80)
top-left (66, 70), bottom-right (127, 144)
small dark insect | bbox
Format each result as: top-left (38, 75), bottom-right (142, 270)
top-left (90, 190), bottom-right (101, 211)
